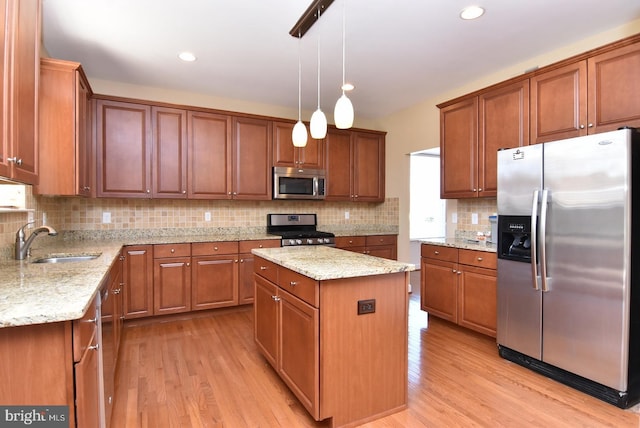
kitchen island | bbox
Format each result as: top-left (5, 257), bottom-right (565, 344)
top-left (252, 246), bottom-right (414, 428)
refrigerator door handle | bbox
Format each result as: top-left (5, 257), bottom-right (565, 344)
top-left (539, 188), bottom-right (550, 292)
top-left (531, 190), bottom-right (540, 291)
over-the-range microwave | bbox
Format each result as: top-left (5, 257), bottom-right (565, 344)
top-left (273, 166), bottom-right (326, 200)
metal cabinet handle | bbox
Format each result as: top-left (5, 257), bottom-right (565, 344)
top-left (88, 344), bottom-right (99, 351)
top-left (113, 288), bottom-right (121, 295)
top-left (260, 266), bottom-right (268, 270)
top-left (271, 295), bottom-right (281, 302)
top-left (7, 157), bottom-right (22, 165)
top-left (289, 281), bottom-right (298, 286)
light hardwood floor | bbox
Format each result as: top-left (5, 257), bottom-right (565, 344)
top-left (111, 281), bottom-right (640, 427)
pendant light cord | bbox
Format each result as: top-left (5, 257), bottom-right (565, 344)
top-left (298, 34), bottom-right (302, 121)
top-left (317, 30), bottom-right (321, 108)
top-left (341, 0), bottom-right (346, 94)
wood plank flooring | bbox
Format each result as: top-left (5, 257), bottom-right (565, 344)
top-left (111, 287), bottom-right (640, 427)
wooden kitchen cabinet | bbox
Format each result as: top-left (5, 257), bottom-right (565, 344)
top-left (191, 241), bottom-right (239, 310)
top-left (0, 0), bottom-right (40, 184)
top-left (188, 110), bottom-right (232, 199)
top-left (273, 120), bottom-right (323, 169)
top-left (152, 106), bottom-right (188, 198)
top-left (531, 39), bottom-right (640, 144)
top-left (153, 243), bottom-right (192, 315)
top-left (232, 116), bottom-right (272, 199)
top-left (74, 296), bottom-right (101, 428)
top-left (37, 58), bottom-right (94, 196)
top-left (325, 128), bottom-right (385, 202)
top-left (440, 79), bottom-right (529, 198)
top-left (421, 244), bottom-right (497, 337)
top-left (123, 245), bottom-right (154, 319)
top-left (334, 234), bottom-right (398, 260)
top-left (238, 239), bottom-right (280, 304)
top-left (96, 99), bottom-right (153, 197)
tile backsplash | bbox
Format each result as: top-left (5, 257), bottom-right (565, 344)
top-left (455, 198), bottom-right (497, 236)
top-left (0, 186), bottom-right (399, 258)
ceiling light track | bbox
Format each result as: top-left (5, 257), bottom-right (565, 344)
top-left (290, 0), bottom-right (335, 38)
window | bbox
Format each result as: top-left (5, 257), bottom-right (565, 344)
top-left (410, 149), bottom-right (445, 239)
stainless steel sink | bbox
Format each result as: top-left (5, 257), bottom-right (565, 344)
top-left (32, 254), bottom-right (101, 263)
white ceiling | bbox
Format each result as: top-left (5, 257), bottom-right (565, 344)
top-left (42, 0), bottom-right (640, 120)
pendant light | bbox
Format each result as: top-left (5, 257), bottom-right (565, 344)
top-left (292, 34), bottom-right (308, 147)
top-left (310, 10), bottom-right (327, 139)
top-left (334, 0), bottom-right (354, 129)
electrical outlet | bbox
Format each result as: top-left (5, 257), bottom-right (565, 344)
top-left (472, 213), bottom-right (479, 224)
top-left (204, 212), bottom-right (211, 222)
top-left (357, 299), bottom-right (375, 315)
top-left (102, 212), bottom-right (111, 224)
top-left (345, 211), bottom-right (350, 220)
top-left (452, 213), bottom-right (457, 224)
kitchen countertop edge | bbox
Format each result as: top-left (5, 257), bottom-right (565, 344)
top-left (419, 237), bottom-right (497, 253)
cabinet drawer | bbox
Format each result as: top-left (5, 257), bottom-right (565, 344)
top-left (73, 297), bottom-right (97, 362)
top-left (335, 236), bottom-right (366, 248)
top-left (238, 239), bottom-right (280, 253)
top-left (279, 268), bottom-right (319, 307)
top-left (421, 244), bottom-right (458, 262)
top-left (154, 243), bottom-right (191, 258)
top-left (459, 249), bottom-right (497, 269)
top-left (254, 256), bottom-right (279, 284)
top-left (192, 241), bottom-right (239, 256)
top-left (365, 234), bottom-right (397, 246)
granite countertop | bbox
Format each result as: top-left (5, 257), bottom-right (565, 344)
top-left (419, 237), bottom-right (497, 253)
top-left (0, 226), bottom-right (399, 328)
top-left (252, 246), bottom-right (414, 281)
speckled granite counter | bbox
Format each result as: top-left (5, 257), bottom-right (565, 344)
top-left (419, 237), bottom-right (497, 253)
top-left (0, 230), bottom-right (281, 328)
top-left (252, 246), bottom-right (414, 281)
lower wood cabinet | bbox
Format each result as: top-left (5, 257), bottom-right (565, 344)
top-left (254, 255), bottom-right (408, 427)
top-left (420, 243), bottom-right (497, 337)
top-left (123, 245), bottom-right (154, 318)
top-left (334, 234), bottom-right (397, 260)
top-left (153, 243), bottom-right (192, 315)
top-left (192, 241), bottom-right (239, 310)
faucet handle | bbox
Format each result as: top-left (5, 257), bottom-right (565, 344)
top-left (16, 222), bottom-right (34, 238)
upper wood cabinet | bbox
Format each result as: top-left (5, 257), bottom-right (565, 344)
top-left (531, 40), bottom-right (640, 144)
top-left (273, 121), bottom-right (324, 169)
top-left (152, 106), bottom-right (188, 198)
top-left (188, 110), bottom-right (232, 199)
top-left (440, 80), bottom-right (529, 199)
top-left (232, 116), bottom-right (272, 200)
top-left (96, 99), bottom-right (152, 197)
top-left (36, 58), bottom-right (94, 196)
top-left (325, 128), bottom-right (385, 202)
top-left (0, 0), bottom-right (40, 184)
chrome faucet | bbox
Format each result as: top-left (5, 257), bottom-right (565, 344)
top-left (15, 222), bottom-right (58, 260)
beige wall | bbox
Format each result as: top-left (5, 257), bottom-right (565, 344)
top-left (381, 19), bottom-right (640, 263)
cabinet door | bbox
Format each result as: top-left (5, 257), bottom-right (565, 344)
top-left (254, 274), bottom-right (279, 369)
top-left (123, 245), bottom-right (153, 319)
top-left (478, 80), bottom-right (529, 197)
top-left (188, 110), bottom-right (232, 199)
top-left (440, 97), bottom-right (478, 198)
top-left (458, 264), bottom-right (497, 337)
top-left (238, 253), bottom-right (256, 305)
top-left (191, 255), bottom-right (238, 310)
top-left (77, 72), bottom-right (93, 196)
top-left (6, 0), bottom-right (39, 184)
top-left (232, 116), bottom-right (272, 199)
top-left (279, 289), bottom-right (319, 418)
top-left (420, 258), bottom-right (458, 323)
top-left (96, 100), bottom-right (152, 197)
top-left (353, 132), bottom-right (384, 201)
top-left (154, 257), bottom-right (191, 315)
top-left (530, 61), bottom-right (587, 144)
top-left (74, 332), bottom-right (101, 428)
top-left (152, 106), bottom-right (187, 198)
top-left (273, 121), bottom-right (323, 169)
top-left (0, 0), bottom-right (8, 179)
top-left (367, 245), bottom-right (396, 260)
top-left (587, 42), bottom-right (640, 133)
top-left (324, 128), bottom-right (352, 200)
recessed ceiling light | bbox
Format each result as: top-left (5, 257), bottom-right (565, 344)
top-left (178, 52), bottom-right (197, 62)
top-left (460, 6), bottom-right (485, 20)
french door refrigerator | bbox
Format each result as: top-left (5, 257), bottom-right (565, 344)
top-left (496, 128), bottom-right (640, 408)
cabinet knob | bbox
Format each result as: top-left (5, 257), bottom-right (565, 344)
top-left (478, 188), bottom-right (482, 191)
top-left (588, 123), bottom-right (594, 128)
top-left (240, 259), bottom-right (244, 263)
top-left (146, 189), bottom-right (151, 193)
top-left (452, 269), bottom-right (456, 273)
top-left (260, 266), bottom-right (268, 270)
top-left (214, 246), bottom-right (219, 251)
top-left (259, 244), bottom-right (263, 248)
top-left (271, 295), bottom-right (281, 302)
top-left (88, 344), bottom-right (99, 351)
top-left (7, 157), bottom-right (22, 165)
top-left (182, 190), bottom-right (186, 194)
top-left (434, 251), bottom-right (440, 255)
top-left (477, 257), bottom-right (483, 261)
top-left (579, 124), bottom-right (585, 129)
top-left (289, 281), bottom-right (298, 286)
top-left (457, 271), bottom-right (461, 275)
top-left (234, 259), bottom-right (238, 263)
top-left (186, 262), bottom-right (190, 267)
top-left (113, 288), bottom-right (121, 295)
top-left (171, 248), bottom-right (175, 253)
top-left (473, 188), bottom-right (477, 192)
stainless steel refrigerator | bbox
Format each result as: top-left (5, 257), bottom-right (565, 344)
top-left (496, 128), bottom-right (640, 408)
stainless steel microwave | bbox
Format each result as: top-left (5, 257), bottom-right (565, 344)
top-left (273, 166), bottom-right (326, 200)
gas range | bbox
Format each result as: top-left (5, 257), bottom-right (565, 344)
top-left (267, 214), bottom-right (335, 247)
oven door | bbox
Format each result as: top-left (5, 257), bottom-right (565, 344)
top-left (273, 167), bottom-right (325, 200)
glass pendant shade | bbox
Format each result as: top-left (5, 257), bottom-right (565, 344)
top-left (310, 108), bottom-right (327, 139)
top-left (292, 120), bottom-right (308, 147)
top-left (334, 93), bottom-right (354, 129)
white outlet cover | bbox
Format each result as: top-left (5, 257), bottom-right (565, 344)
top-left (452, 213), bottom-right (457, 224)
top-left (472, 213), bottom-right (479, 224)
top-left (102, 212), bottom-right (111, 224)
top-left (204, 212), bottom-right (211, 221)
top-left (345, 211), bottom-right (350, 220)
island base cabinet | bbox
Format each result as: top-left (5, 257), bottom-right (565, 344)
top-left (254, 256), bottom-right (408, 428)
